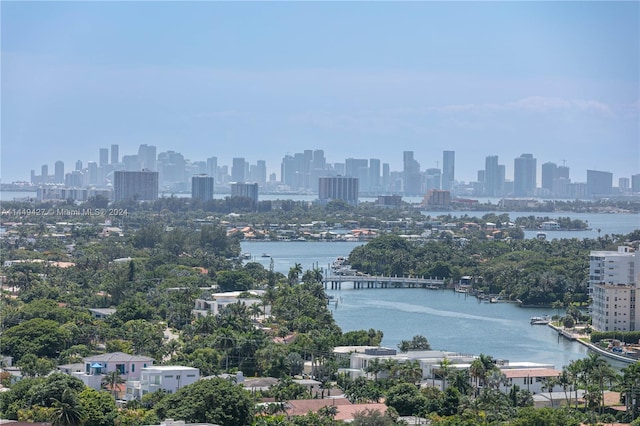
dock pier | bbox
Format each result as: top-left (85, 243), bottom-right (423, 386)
top-left (322, 274), bottom-right (446, 290)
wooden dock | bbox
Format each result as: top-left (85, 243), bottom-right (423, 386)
top-left (322, 274), bottom-right (446, 290)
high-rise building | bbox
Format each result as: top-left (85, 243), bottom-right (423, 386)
top-left (230, 182), bottom-right (259, 205)
top-left (157, 151), bottom-right (185, 184)
top-left (54, 161), bottom-right (65, 184)
top-left (632, 174), bottom-right (640, 194)
top-left (138, 144), bottom-right (157, 171)
top-left (484, 155), bottom-right (502, 197)
top-left (99, 148), bottom-right (109, 168)
top-left (41, 164), bottom-right (49, 183)
top-left (318, 176), bottom-right (359, 205)
top-left (403, 151), bottom-right (422, 196)
top-left (541, 162), bottom-right (557, 192)
top-left (514, 154), bottom-right (537, 197)
top-left (369, 158), bottom-right (381, 193)
top-left (206, 157), bottom-right (218, 180)
top-left (111, 144), bottom-right (119, 165)
top-left (231, 157), bottom-right (246, 182)
top-left (87, 161), bottom-right (98, 185)
top-left (425, 168), bottom-right (441, 192)
top-left (251, 160), bottom-right (267, 186)
top-left (114, 170), bottom-right (159, 201)
top-left (75, 160), bottom-right (83, 171)
top-left (587, 170), bottom-right (613, 198)
top-left (191, 174), bottom-right (214, 201)
top-left (619, 177), bottom-right (630, 193)
top-left (442, 151), bottom-right (455, 191)
top-left (589, 246), bottom-right (640, 332)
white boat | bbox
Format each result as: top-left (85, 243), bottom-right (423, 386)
top-left (530, 316), bottom-right (551, 325)
top-left (536, 232), bottom-right (547, 240)
top-left (241, 252), bottom-right (251, 259)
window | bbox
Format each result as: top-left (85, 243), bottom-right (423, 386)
top-left (131, 364), bottom-right (135, 373)
top-left (116, 364), bottom-right (125, 374)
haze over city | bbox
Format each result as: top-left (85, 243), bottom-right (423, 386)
top-left (2, 2), bottom-right (638, 184)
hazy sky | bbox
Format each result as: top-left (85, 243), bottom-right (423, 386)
top-left (2, 2), bottom-right (638, 184)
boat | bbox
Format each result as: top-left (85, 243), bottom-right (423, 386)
top-left (241, 252), bottom-right (251, 260)
top-left (261, 253), bottom-right (270, 258)
top-left (490, 297), bottom-right (498, 303)
top-left (530, 316), bottom-right (551, 325)
top-left (536, 232), bottom-right (547, 240)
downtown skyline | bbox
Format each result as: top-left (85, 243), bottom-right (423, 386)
top-left (2, 2), bottom-right (638, 184)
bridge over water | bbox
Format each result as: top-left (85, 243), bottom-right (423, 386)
top-left (322, 274), bottom-right (447, 290)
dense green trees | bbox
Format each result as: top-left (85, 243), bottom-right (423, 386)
top-left (346, 232), bottom-right (615, 306)
top-left (154, 378), bottom-right (255, 426)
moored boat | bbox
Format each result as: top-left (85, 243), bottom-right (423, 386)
top-left (530, 315), bottom-right (551, 325)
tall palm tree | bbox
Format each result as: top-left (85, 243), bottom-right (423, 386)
top-left (288, 263), bottom-right (303, 285)
top-left (50, 389), bottom-right (87, 426)
top-left (102, 370), bottom-right (125, 400)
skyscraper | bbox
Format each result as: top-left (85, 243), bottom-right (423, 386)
top-left (632, 174), bottom-right (640, 193)
top-left (41, 164), bottom-right (49, 183)
top-left (99, 148), bottom-right (109, 168)
top-left (111, 144), bottom-right (119, 165)
top-left (369, 158), bottom-right (381, 193)
top-left (541, 162), bottom-right (557, 192)
top-left (514, 154), bottom-right (537, 197)
top-left (318, 176), bottom-right (359, 205)
top-left (403, 151), bottom-right (421, 196)
top-left (231, 157), bottom-right (246, 182)
top-left (191, 174), bottom-right (214, 201)
top-left (138, 144), bottom-right (157, 171)
top-left (88, 162), bottom-right (98, 185)
top-left (484, 155), bottom-right (501, 197)
top-left (206, 157), bottom-right (218, 180)
top-left (114, 170), bottom-right (159, 201)
top-left (442, 151), bottom-right (455, 191)
top-left (587, 170), bottom-right (613, 198)
top-left (54, 161), bottom-right (65, 184)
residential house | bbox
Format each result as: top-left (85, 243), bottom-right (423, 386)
top-left (125, 366), bottom-right (199, 400)
top-left (69, 352), bottom-right (154, 390)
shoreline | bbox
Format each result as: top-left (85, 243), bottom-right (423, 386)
top-left (547, 322), bottom-right (636, 365)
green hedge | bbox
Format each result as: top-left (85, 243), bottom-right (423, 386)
top-left (591, 331), bottom-right (640, 344)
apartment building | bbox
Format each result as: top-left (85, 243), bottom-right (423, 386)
top-left (589, 246), bottom-right (640, 332)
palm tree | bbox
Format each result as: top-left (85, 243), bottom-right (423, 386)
top-left (364, 358), bottom-right (383, 381)
top-left (102, 370), bottom-right (125, 400)
top-left (50, 389), bottom-right (87, 426)
top-left (437, 357), bottom-right (454, 391)
top-left (288, 263), bottom-right (303, 285)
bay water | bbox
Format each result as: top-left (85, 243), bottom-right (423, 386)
top-left (241, 211), bottom-right (638, 369)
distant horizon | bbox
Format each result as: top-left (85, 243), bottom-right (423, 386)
top-left (2, 2), bottom-right (638, 183)
top-left (2, 145), bottom-right (636, 187)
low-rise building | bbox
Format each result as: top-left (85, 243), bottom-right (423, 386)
top-left (66, 352), bottom-right (155, 390)
top-left (125, 366), bottom-right (199, 400)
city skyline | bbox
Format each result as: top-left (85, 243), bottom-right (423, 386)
top-left (2, 2), bottom-right (638, 183)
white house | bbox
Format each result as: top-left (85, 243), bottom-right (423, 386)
top-left (499, 367), bottom-right (562, 395)
top-left (125, 365), bottom-right (200, 400)
top-left (192, 290), bottom-right (268, 318)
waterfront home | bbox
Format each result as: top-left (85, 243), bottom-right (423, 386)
top-left (500, 367), bottom-right (562, 395)
top-left (192, 290), bottom-right (268, 318)
top-left (124, 365), bottom-right (200, 401)
top-left (345, 346), bottom-right (560, 395)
